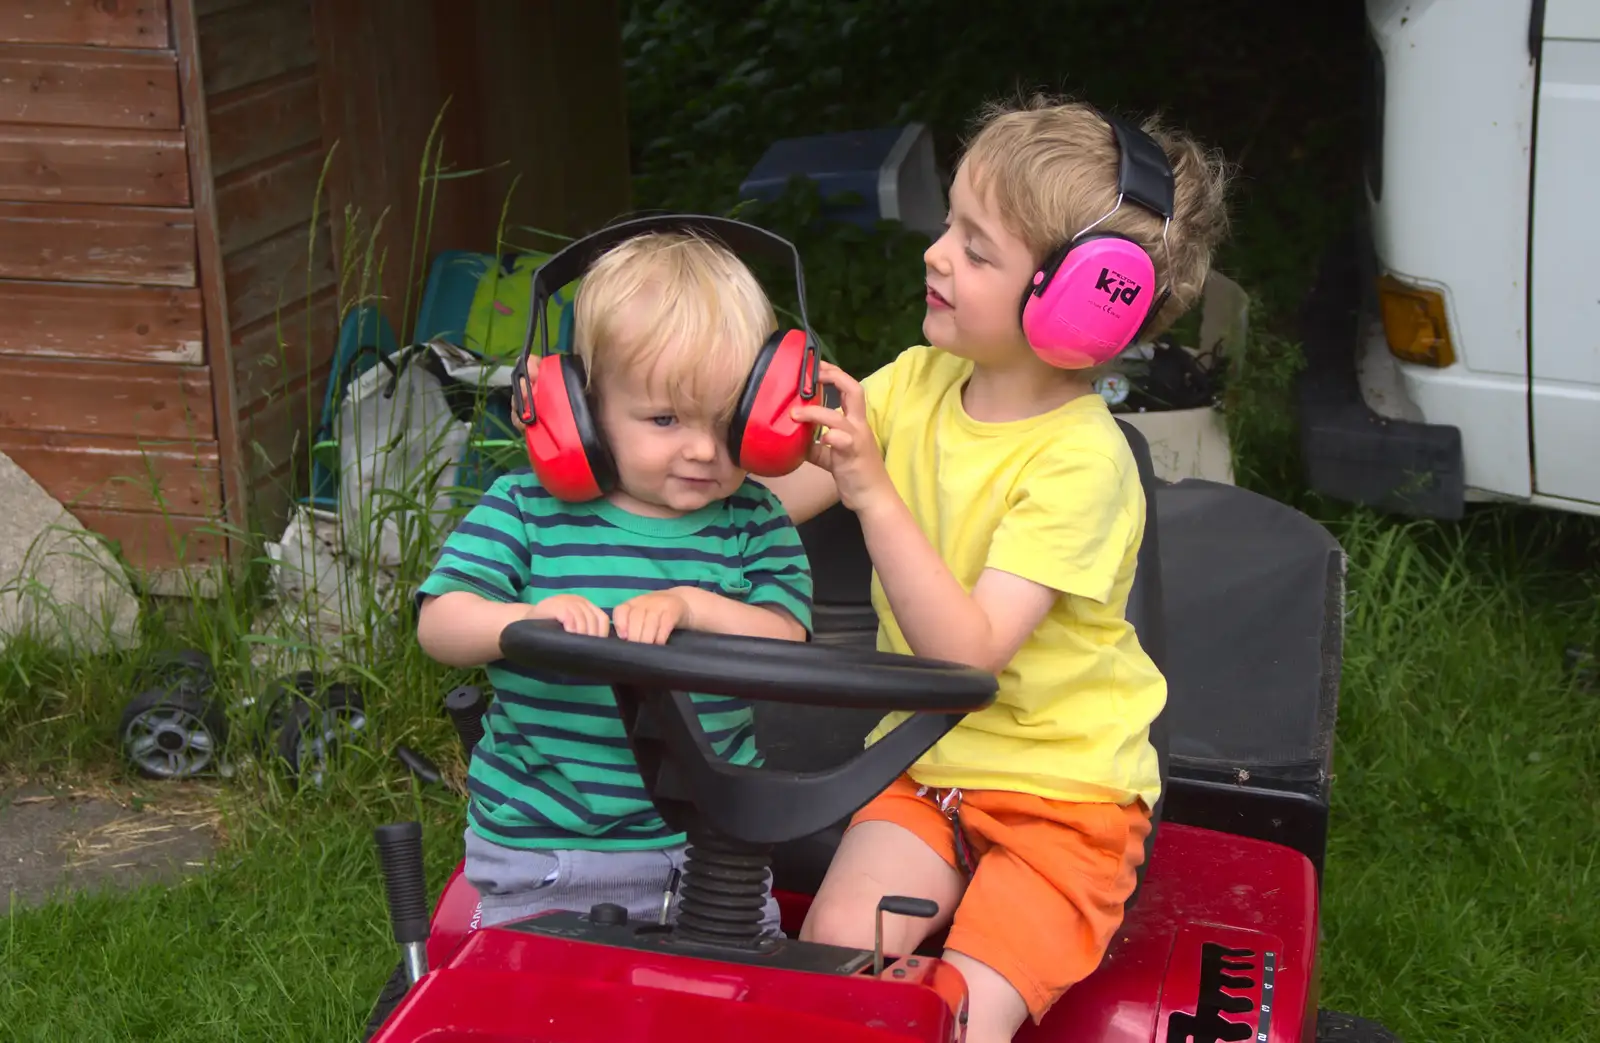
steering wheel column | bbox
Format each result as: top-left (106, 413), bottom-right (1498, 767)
top-left (497, 620), bottom-right (997, 953)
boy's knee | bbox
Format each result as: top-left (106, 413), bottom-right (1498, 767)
top-left (942, 950), bottom-right (1030, 1042)
top-left (801, 891), bottom-right (940, 955)
top-left (803, 890), bottom-right (931, 951)
top-left (799, 893), bottom-right (873, 948)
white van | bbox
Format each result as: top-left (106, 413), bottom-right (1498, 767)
top-left (1299, 0), bottom-right (1600, 520)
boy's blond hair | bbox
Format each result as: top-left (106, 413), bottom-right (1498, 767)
top-left (572, 230), bottom-right (777, 421)
top-left (961, 94), bottom-right (1231, 337)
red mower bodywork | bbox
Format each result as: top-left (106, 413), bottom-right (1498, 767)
top-left (374, 822), bottom-right (1316, 1043)
top-left (365, 425), bottom-right (1390, 1043)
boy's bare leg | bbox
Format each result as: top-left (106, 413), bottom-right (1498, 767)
top-left (941, 950), bottom-right (1030, 1043)
top-left (799, 820), bottom-right (964, 955)
top-left (803, 820), bottom-right (1035, 1042)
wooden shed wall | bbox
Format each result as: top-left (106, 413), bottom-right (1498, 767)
top-left (0, 0), bottom-right (226, 585)
top-left (192, 0), bottom-right (336, 538)
top-left (311, 0), bottom-right (634, 332)
top-left (196, 0), bottom-right (634, 546)
top-left (0, 0), bottom-right (633, 591)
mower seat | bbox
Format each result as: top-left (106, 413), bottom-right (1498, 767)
top-left (763, 419), bottom-right (1171, 908)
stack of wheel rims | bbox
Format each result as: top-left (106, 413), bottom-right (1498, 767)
top-left (118, 652), bottom-right (366, 788)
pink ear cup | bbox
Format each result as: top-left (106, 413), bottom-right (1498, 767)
top-left (1021, 237), bottom-right (1158, 369)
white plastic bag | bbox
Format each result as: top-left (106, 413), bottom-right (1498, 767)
top-left (335, 348), bottom-right (471, 568)
top-left (264, 506), bottom-right (389, 624)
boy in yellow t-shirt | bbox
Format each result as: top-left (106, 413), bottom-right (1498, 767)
top-left (760, 95), bottom-right (1229, 1041)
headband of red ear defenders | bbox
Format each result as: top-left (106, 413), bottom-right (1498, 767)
top-left (511, 214), bottom-right (818, 423)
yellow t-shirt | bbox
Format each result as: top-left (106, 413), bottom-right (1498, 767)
top-left (860, 345), bottom-right (1165, 810)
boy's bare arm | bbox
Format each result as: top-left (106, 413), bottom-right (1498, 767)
top-left (614, 588), bottom-right (806, 645)
top-left (417, 591), bottom-right (545, 666)
top-left (855, 496), bottom-right (1055, 672)
top-left (753, 462), bottom-right (840, 525)
top-left (788, 361), bottom-right (1056, 672)
top-left (676, 587), bottom-right (807, 641)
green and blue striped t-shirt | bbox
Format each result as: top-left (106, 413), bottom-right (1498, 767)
top-left (417, 469), bottom-right (813, 851)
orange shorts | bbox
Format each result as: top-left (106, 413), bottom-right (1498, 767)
top-left (848, 774), bottom-right (1152, 1022)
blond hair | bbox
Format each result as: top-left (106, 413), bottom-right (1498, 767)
top-left (571, 230), bottom-right (777, 421)
top-left (960, 93), bottom-right (1231, 336)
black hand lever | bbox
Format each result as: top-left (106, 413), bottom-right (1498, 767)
top-left (444, 684), bottom-right (488, 759)
top-left (874, 895), bottom-right (940, 976)
top-left (374, 822), bottom-right (431, 985)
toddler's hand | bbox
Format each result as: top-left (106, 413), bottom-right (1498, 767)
top-left (527, 594), bottom-right (609, 637)
top-left (790, 361), bottom-right (893, 515)
top-left (613, 590), bottom-right (691, 645)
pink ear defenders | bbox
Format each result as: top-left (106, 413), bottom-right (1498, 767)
top-left (1019, 112), bottom-right (1177, 370)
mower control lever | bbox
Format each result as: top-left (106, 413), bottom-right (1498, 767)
top-left (874, 896), bottom-right (939, 976)
top-left (374, 821), bottom-right (431, 986)
top-left (444, 684), bottom-right (487, 758)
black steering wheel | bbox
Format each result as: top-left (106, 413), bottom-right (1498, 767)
top-left (496, 620), bottom-right (998, 844)
top-left (499, 619), bottom-right (996, 712)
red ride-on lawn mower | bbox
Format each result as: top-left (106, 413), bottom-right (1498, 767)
top-left (363, 423), bottom-right (1400, 1043)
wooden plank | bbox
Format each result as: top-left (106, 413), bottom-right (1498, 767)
top-left (467, 0), bottom-right (633, 241)
top-left (0, 1), bottom-right (171, 50)
top-left (0, 356), bottom-right (214, 439)
top-left (240, 368), bottom-right (325, 533)
top-left (313, 1), bottom-right (484, 335)
top-left (172, 0), bottom-right (247, 574)
top-left (0, 201), bottom-right (195, 286)
top-left (232, 285), bottom-right (338, 409)
top-left (194, 0), bottom-right (252, 17)
top-left (198, 0), bottom-right (314, 96)
top-left (0, 430), bottom-right (222, 515)
top-left (207, 68), bottom-right (320, 179)
top-left (246, 474), bottom-right (295, 542)
top-left (0, 44), bottom-right (180, 130)
top-left (214, 144), bottom-right (325, 255)
top-left (0, 280), bottom-right (203, 364)
top-left (240, 368), bottom-right (320, 465)
top-left (312, 1), bottom-right (631, 326)
top-left (0, 124), bottom-right (189, 205)
top-left (74, 506), bottom-right (229, 574)
top-left (223, 218), bottom-right (335, 332)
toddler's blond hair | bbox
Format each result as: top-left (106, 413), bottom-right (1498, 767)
top-left (960, 94), bottom-right (1231, 336)
top-left (572, 230), bottom-right (777, 421)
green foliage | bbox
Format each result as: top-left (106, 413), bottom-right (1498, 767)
top-left (728, 181), bottom-right (931, 376)
top-left (623, 0), bottom-right (936, 215)
top-left (1215, 311), bottom-right (1308, 497)
top-left (620, 0), bottom-right (1368, 492)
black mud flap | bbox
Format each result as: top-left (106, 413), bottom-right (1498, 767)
top-left (1297, 225), bottom-right (1466, 520)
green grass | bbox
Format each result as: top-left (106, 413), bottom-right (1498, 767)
top-left (0, 779), bottom-right (467, 1043)
top-left (1317, 512), bottom-right (1599, 1039)
top-left (3, 506), bottom-right (1595, 1042)
top-left (3, 1), bottom-right (1599, 1040)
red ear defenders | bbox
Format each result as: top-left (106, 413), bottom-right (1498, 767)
top-left (509, 214), bottom-right (821, 502)
top-left (1018, 112), bottom-right (1178, 370)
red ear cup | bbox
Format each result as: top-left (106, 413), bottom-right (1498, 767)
top-left (524, 353), bottom-right (617, 501)
top-left (727, 329), bottom-right (817, 476)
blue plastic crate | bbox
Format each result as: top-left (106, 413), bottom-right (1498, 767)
top-left (738, 123), bottom-right (945, 238)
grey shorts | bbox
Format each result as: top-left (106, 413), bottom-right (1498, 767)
top-left (463, 827), bottom-right (783, 934)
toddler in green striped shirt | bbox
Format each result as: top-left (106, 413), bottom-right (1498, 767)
top-left (416, 230), bottom-right (814, 931)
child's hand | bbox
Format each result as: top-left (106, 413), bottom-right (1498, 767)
top-left (790, 361), bottom-right (893, 515)
top-left (613, 591), bottom-right (691, 645)
top-left (527, 594), bottom-right (610, 637)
